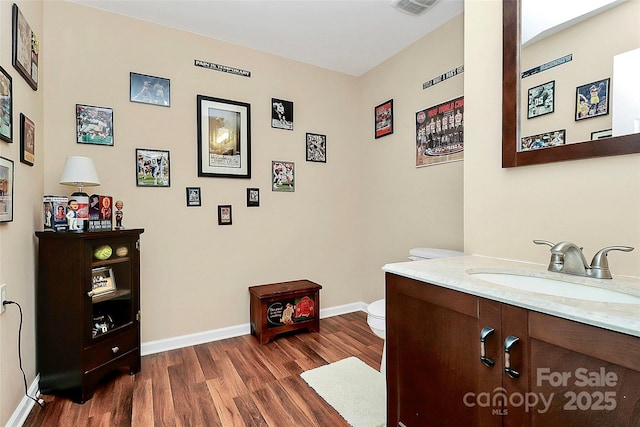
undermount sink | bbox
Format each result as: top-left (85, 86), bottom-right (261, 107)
top-left (467, 272), bottom-right (640, 304)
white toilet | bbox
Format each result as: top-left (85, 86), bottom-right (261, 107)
top-left (367, 247), bottom-right (464, 374)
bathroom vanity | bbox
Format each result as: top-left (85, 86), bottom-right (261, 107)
top-left (383, 256), bottom-right (640, 427)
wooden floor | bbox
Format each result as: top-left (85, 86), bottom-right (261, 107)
top-left (23, 311), bottom-right (383, 426)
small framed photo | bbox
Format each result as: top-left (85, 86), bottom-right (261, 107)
top-left (374, 99), bottom-right (394, 138)
top-left (136, 148), bottom-right (170, 187)
top-left (218, 205), bottom-right (232, 225)
top-left (186, 187), bottom-right (201, 206)
top-left (575, 78), bottom-right (610, 121)
top-left (0, 156), bottom-right (14, 222)
top-left (12, 4), bottom-right (38, 91)
top-left (90, 267), bottom-right (116, 297)
top-left (76, 104), bottom-right (114, 146)
top-left (247, 188), bottom-right (260, 207)
top-left (520, 129), bottom-right (566, 151)
top-left (0, 66), bottom-right (13, 143)
top-left (271, 98), bottom-right (293, 130)
top-left (527, 80), bottom-right (554, 119)
top-left (130, 72), bottom-right (170, 107)
top-left (20, 113), bottom-right (35, 166)
top-left (272, 161), bottom-right (295, 192)
top-left (197, 95), bottom-right (251, 178)
top-left (306, 133), bottom-right (326, 163)
top-left (591, 129), bottom-right (612, 140)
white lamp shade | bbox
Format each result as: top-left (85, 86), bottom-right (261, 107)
top-left (59, 156), bottom-right (101, 188)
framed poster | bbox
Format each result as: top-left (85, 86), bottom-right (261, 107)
top-left (0, 66), bottom-right (13, 143)
top-left (0, 156), bottom-right (14, 222)
top-left (247, 188), bottom-right (260, 207)
top-left (20, 113), bottom-right (35, 166)
top-left (271, 98), bottom-right (293, 130)
top-left (76, 104), bottom-right (114, 146)
top-left (306, 133), bottom-right (326, 163)
top-left (186, 187), bottom-right (201, 206)
top-left (218, 205), bottom-right (232, 225)
top-left (374, 99), bottom-right (393, 138)
top-left (527, 80), bottom-right (554, 119)
top-left (12, 4), bottom-right (38, 90)
top-left (415, 96), bottom-right (464, 167)
top-left (575, 78), bottom-right (610, 121)
top-left (136, 148), bottom-right (170, 187)
top-left (591, 129), bottom-right (612, 140)
top-left (520, 129), bottom-right (566, 151)
top-left (272, 161), bottom-right (294, 192)
top-left (197, 95), bottom-right (251, 178)
top-left (130, 72), bottom-right (170, 107)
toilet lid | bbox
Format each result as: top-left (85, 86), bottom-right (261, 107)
top-left (409, 247), bottom-right (464, 259)
top-left (367, 299), bottom-right (385, 318)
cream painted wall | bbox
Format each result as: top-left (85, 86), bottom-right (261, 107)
top-left (464, 0), bottom-right (640, 276)
top-left (358, 15), bottom-right (465, 304)
top-left (0, 1), bottom-right (44, 423)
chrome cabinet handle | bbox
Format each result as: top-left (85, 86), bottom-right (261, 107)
top-left (504, 335), bottom-right (520, 379)
top-left (480, 327), bottom-right (495, 367)
top-left (111, 346), bottom-right (120, 354)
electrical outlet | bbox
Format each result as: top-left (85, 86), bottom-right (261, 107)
top-left (0, 283), bottom-right (6, 314)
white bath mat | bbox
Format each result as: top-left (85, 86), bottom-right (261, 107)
top-left (300, 356), bottom-right (386, 427)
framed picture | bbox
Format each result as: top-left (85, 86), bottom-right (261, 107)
top-left (12, 4), bottom-right (38, 91)
top-left (374, 99), bottom-right (393, 138)
top-left (0, 156), bottom-right (14, 222)
top-left (272, 161), bottom-right (295, 192)
top-left (76, 104), bottom-right (114, 146)
top-left (20, 113), bottom-right (35, 166)
top-left (591, 129), bottom-right (612, 140)
top-left (218, 205), bottom-right (232, 225)
top-left (197, 95), bottom-right (251, 178)
top-left (575, 78), bottom-right (610, 121)
top-left (136, 148), bottom-right (170, 187)
top-left (415, 96), bottom-right (464, 167)
top-left (520, 129), bottom-right (566, 151)
top-left (130, 72), bottom-right (170, 107)
top-left (271, 98), bottom-right (293, 130)
top-left (527, 80), bottom-right (554, 119)
top-left (0, 66), bottom-right (13, 143)
top-left (90, 267), bottom-right (116, 297)
top-left (306, 133), bottom-right (326, 163)
top-left (186, 187), bottom-right (201, 206)
top-left (247, 188), bottom-right (260, 207)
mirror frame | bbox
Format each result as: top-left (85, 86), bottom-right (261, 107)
top-left (502, 0), bottom-right (640, 167)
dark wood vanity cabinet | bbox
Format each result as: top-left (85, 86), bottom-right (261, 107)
top-left (35, 229), bottom-right (144, 403)
top-left (386, 273), bottom-right (640, 427)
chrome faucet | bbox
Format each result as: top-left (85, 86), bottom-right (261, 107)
top-left (534, 240), bottom-right (634, 279)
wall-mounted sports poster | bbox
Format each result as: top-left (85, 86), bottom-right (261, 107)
top-left (415, 96), bottom-right (464, 167)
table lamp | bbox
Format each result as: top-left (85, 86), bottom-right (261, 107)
top-left (59, 156), bottom-right (101, 231)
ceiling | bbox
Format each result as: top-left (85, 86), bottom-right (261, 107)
top-left (69, 0), bottom-right (464, 76)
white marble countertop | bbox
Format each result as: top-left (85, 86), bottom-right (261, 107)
top-left (382, 255), bottom-right (640, 338)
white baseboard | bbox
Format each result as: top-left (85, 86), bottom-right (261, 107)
top-left (5, 375), bottom-right (40, 427)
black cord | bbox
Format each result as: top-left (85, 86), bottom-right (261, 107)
top-left (3, 301), bottom-right (46, 408)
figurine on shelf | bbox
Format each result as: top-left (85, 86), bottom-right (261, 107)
top-left (114, 200), bottom-right (124, 229)
top-left (66, 199), bottom-right (80, 231)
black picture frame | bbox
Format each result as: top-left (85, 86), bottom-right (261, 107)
top-left (136, 148), bottom-right (170, 187)
top-left (76, 104), bottom-right (114, 146)
top-left (591, 129), bottom-right (612, 140)
top-left (247, 188), bottom-right (260, 207)
top-left (20, 113), bottom-right (35, 166)
top-left (575, 78), bottom-right (610, 121)
top-left (0, 66), bottom-right (13, 143)
top-left (271, 98), bottom-right (293, 130)
top-left (306, 133), bottom-right (327, 163)
top-left (374, 99), bottom-right (394, 138)
top-left (197, 95), bottom-right (251, 178)
top-left (12, 4), bottom-right (38, 91)
top-left (130, 72), bottom-right (170, 107)
top-left (186, 187), bottom-right (201, 206)
top-left (272, 161), bottom-right (295, 192)
top-left (527, 80), bottom-right (555, 119)
top-left (0, 156), bottom-right (14, 222)
top-left (218, 205), bottom-right (232, 225)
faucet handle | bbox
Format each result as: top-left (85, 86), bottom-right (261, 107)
top-left (589, 246), bottom-right (635, 279)
top-left (533, 240), bottom-right (564, 272)
top-left (533, 240), bottom-right (555, 248)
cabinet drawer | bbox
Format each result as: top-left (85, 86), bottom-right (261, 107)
top-left (84, 329), bottom-right (138, 370)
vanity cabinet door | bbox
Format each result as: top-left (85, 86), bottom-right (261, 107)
top-left (386, 273), bottom-right (503, 427)
top-left (524, 312), bottom-right (640, 427)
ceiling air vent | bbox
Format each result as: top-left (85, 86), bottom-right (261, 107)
top-left (390, 0), bottom-right (439, 16)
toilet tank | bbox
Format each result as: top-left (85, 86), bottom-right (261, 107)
top-left (409, 247), bottom-right (464, 261)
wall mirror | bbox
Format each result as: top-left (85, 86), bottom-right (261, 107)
top-left (502, 0), bottom-right (640, 167)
